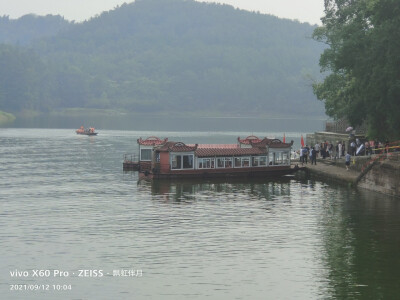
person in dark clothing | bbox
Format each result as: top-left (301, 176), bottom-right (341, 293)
top-left (311, 147), bottom-right (317, 165)
top-left (345, 151), bottom-right (351, 170)
top-left (350, 140), bottom-right (356, 156)
top-left (303, 146), bottom-right (309, 164)
top-left (342, 141), bottom-right (346, 157)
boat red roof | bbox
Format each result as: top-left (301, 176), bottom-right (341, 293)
top-left (195, 147), bottom-right (267, 157)
top-left (146, 136), bottom-right (292, 155)
top-left (193, 144), bottom-right (239, 149)
top-left (156, 142), bottom-right (267, 157)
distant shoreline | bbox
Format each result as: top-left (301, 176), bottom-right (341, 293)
top-left (10, 108), bottom-right (327, 121)
top-left (1, 109), bottom-right (327, 133)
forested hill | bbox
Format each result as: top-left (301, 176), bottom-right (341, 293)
top-left (0, 0), bottom-right (326, 118)
top-left (0, 14), bottom-right (70, 45)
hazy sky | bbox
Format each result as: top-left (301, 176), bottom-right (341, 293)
top-left (0, 0), bottom-right (324, 25)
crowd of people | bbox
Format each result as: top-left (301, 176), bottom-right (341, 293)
top-left (295, 139), bottom-right (393, 170)
top-left (297, 141), bottom-right (348, 165)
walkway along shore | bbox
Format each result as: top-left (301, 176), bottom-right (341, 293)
top-left (292, 152), bottom-right (400, 198)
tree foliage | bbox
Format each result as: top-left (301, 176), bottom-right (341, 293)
top-left (0, 14), bottom-right (70, 45)
top-left (313, 0), bottom-right (400, 140)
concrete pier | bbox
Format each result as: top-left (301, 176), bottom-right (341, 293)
top-left (296, 159), bottom-right (358, 185)
top-left (294, 153), bottom-right (400, 197)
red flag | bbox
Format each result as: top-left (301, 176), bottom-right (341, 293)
top-left (283, 133), bottom-right (286, 143)
top-left (300, 135), bottom-right (305, 147)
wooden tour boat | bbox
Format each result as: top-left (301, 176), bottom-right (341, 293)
top-left (124, 135), bottom-right (298, 179)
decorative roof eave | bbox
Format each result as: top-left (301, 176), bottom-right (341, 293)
top-left (237, 135), bottom-right (263, 145)
top-left (237, 136), bottom-right (293, 148)
top-left (253, 137), bottom-right (271, 147)
top-left (268, 139), bottom-right (294, 148)
top-left (137, 136), bottom-right (168, 146)
top-left (169, 142), bottom-right (198, 152)
top-left (157, 141), bottom-right (198, 152)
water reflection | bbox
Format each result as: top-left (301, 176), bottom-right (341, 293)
top-left (137, 177), bottom-right (295, 203)
top-left (137, 176), bottom-right (400, 300)
top-left (319, 188), bottom-right (400, 299)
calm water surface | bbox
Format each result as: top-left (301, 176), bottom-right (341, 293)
top-left (1, 129), bottom-right (399, 299)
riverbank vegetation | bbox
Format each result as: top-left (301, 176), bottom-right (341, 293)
top-left (0, 111), bottom-right (15, 125)
top-left (313, 0), bottom-right (400, 140)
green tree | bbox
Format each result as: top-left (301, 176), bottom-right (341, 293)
top-left (313, 0), bottom-right (400, 140)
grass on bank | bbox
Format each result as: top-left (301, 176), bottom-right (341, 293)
top-left (0, 111), bottom-right (16, 125)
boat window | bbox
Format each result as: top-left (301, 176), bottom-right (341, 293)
top-left (231, 157), bottom-right (250, 168)
top-left (233, 157), bottom-right (251, 168)
top-left (275, 152), bottom-right (283, 165)
top-left (272, 152), bottom-right (290, 165)
top-left (282, 152), bottom-right (289, 165)
top-left (198, 158), bottom-right (215, 169)
top-left (252, 157), bottom-right (259, 167)
top-left (241, 157), bottom-right (250, 167)
top-left (141, 149), bottom-right (152, 161)
top-left (172, 154), bottom-right (194, 170)
top-left (171, 154), bottom-right (182, 169)
top-left (252, 156), bottom-right (268, 167)
top-left (216, 157), bottom-right (233, 168)
top-left (269, 152), bottom-right (275, 165)
top-left (182, 155), bottom-right (193, 169)
top-left (234, 157), bottom-right (241, 167)
top-left (217, 158), bottom-right (225, 168)
top-left (198, 158), bottom-right (204, 169)
top-left (225, 157), bottom-right (232, 168)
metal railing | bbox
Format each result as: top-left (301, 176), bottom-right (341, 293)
top-left (360, 142), bottom-right (400, 172)
top-left (325, 119), bottom-right (367, 135)
top-left (124, 153), bottom-right (138, 162)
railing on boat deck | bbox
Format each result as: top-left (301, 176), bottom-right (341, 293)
top-left (123, 153), bottom-right (141, 171)
top-left (124, 153), bottom-right (138, 162)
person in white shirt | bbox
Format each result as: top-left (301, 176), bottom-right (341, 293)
top-left (350, 141), bottom-right (356, 156)
top-left (314, 143), bottom-right (320, 158)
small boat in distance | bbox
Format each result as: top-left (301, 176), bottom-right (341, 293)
top-left (76, 126), bottom-right (98, 136)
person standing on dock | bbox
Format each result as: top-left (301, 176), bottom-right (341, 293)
top-left (342, 141), bottom-right (346, 157)
top-left (350, 140), bottom-right (356, 156)
top-left (311, 147), bottom-right (317, 165)
top-left (345, 152), bottom-right (351, 171)
top-left (300, 146), bottom-right (304, 165)
top-left (304, 146), bottom-right (309, 165)
top-left (300, 146), bottom-right (308, 165)
top-left (314, 142), bottom-right (320, 158)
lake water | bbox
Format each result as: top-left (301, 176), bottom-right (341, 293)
top-left (1, 128), bottom-right (399, 299)
top-left (7, 113), bottom-right (326, 134)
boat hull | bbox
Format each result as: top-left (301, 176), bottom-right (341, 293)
top-left (140, 165), bottom-right (299, 180)
top-left (76, 132), bottom-right (98, 136)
